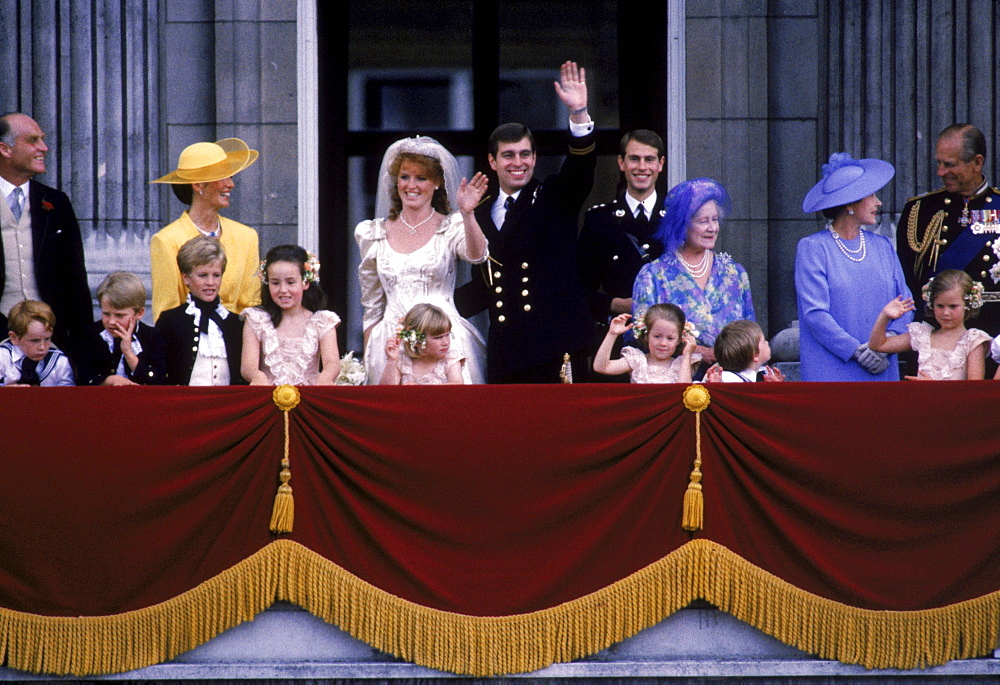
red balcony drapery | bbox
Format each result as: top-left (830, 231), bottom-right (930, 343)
top-left (0, 383), bottom-right (998, 675)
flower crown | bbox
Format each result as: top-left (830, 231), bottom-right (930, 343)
top-left (258, 252), bottom-right (321, 285)
top-left (396, 325), bottom-right (426, 353)
top-left (921, 280), bottom-right (984, 310)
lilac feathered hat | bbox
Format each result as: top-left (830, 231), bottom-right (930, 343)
top-left (802, 152), bottom-right (895, 213)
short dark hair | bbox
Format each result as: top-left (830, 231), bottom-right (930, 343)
top-left (619, 129), bottom-right (665, 158)
top-left (939, 124), bottom-right (986, 163)
top-left (171, 183), bottom-right (194, 205)
top-left (0, 113), bottom-right (16, 146)
top-left (489, 123), bottom-right (534, 158)
top-left (715, 320), bottom-right (763, 372)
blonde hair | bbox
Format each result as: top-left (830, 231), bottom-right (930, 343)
top-left (715, 320), bottom-right (763, 372)
top-left (96, 271), bottom-right (146, 311)
top-left (401, 303), bottom-right (451, 359)
top-left (7, 300), bottom-right (55, 337)
top-left (177, 235), bottom-right (228, 275)
top-left (924, 269), bottom-right (980, 320)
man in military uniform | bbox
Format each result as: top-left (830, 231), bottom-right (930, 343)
top-left (897, 124), bottom-right (1000, 335)
top-left (455, 61), bottom-right (595, 383)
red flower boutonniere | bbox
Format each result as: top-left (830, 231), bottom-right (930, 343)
top-left (41, 200), bottom-right (54, 211)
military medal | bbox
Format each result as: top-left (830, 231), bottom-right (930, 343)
top-left (959, 196), bottom-right (972, 226)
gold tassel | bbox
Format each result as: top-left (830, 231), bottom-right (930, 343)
top-left (270, 385), bottom-right (301, 534)
top-left (682, 385), bottom-right (711, 531)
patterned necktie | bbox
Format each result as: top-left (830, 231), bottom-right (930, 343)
top-left (8, 187), bottom-right (23, 222)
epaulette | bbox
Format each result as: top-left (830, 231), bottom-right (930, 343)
top-left (905, 188), bottom-right (946, 204)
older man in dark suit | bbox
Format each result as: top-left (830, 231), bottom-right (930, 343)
top-left (0, 112), bottom-right (91, 362)
top-left (455, 62), bottom-right (596, 383)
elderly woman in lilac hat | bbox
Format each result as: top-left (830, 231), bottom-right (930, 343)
top-left (796, 152), bottom-right (912, 381)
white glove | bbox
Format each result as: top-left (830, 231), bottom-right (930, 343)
top-left (853, 343), bottom-right (889, 375)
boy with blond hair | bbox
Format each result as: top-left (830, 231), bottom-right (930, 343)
top-left (0, 300), bottom-right (74, 386)
top-left (77, 271), bottom-right (165, 385)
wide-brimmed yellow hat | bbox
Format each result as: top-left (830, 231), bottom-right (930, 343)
top-left (150, 138), bottom-right (258, 184)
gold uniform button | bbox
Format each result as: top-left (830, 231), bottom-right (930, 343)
top-left (493, 271), bottom-right (501, 279)
top-left (642, 243), bottom-right (650, 249)
top-left (192, 346), bottom-right (198, 352)
top-left (612, 255), bottom-right (619, 261)
top-left (521, 289), bottom-right (529, 296)
top-left (498, 315), bottom-right (506, 322)
top-left (944, 198), bottom-right (952, 204)
top-left (495, 286), bottom-right (502, 293)
top-left (523, 304), bottom-right (531, 311)
top-left (496, 301), bottom-right (503, 308)
top-left (521, 277), bottom-right (528, 283)
top-left (983, 271), bottom-right (988, 277)
top-left (983, 255), bottom-right (990, 262)
top-left (521, 262), bottom-right (529, 269)
top-left (987, 197), bottom-right (993, 203)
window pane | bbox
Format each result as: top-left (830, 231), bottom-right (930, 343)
top-left (498, 1), bottom-right (619, 130)
top-left (348, 2), bottom-right (474, 132)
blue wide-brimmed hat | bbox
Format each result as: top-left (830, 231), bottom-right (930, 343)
top-left (802, 152), bottom-right (895, 213)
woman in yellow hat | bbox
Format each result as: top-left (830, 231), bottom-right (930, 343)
top-left (149, 138), bottom-right (260, 321)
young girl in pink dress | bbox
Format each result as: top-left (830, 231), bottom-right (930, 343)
top-left (241, 245), bottom-right (341, 385)
top-left (869, 269), bottom-right (991, 380)
top-left (380, 303), bottom-right (464, 385)
top-left (593, 303), bottom-right (697, 383)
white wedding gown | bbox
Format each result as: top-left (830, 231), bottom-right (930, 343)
top-left (356, 213), bottom-right (488, 385)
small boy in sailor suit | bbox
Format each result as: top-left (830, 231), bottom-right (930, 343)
top-left (1, 300), bottom-right (74, 386)
top-left (76, 271), bottom-right (166, 385)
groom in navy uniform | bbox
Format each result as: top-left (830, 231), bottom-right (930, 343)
top-left (0, 112), bottom-right (91, 362)
top-left (455, 61), bottom-right (596, 383)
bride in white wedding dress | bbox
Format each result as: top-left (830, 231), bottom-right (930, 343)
top-left (355, 137), bottom-right (489, 384)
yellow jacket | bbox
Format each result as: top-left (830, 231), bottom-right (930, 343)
top-left (150, 211), bottom-right (261, 321)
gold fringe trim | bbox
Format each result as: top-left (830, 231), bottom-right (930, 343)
top-left (2, 539), bottom-right (997, 677)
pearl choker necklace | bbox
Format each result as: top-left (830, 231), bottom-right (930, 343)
top-left (676, 250), bottom-right (712, 279)
top-left (399, 207), bottom-right (435, 235)
top-left (828, 226), bottom-right (866, 262)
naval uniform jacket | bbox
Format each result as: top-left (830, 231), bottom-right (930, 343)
top-left (578, 189), bottom-right (665, 322)
top-left (896, 182), bottom-right (1000, 335)
top-left (455, 131), bottom-right (596, 383)
top-left (0, 180), bottom-right (91, 361)
top-left (154, 302), bottom-right (245, 385)
top-left (76, 320), bottom-right (167, 385)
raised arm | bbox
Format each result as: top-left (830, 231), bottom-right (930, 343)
top-left (455, 172), bottom-right (489, 263)
top-left (869, 296), bottom-right (914, 354)
top-left (554, 61), bottom-right (589, 125)
top-left (593, 313), bottom-right (633, 376)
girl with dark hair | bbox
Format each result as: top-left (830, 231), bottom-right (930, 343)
top-left (241, 245), bottom-right (341, 385)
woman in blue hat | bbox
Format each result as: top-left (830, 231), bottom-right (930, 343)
top-left (796, 152), bottom-right (912, 381)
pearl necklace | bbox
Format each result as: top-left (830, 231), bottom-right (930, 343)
top-left (828, 226), bottom-right (866, 262)
top-left (399, 207), bottom-right (435, 235)
top-left (676, 250), bottom-right (712, 279)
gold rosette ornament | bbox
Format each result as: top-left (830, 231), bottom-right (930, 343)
top-left (270, 385), bottom-right (301, 534)
top-left (682, 384), bottom-right (710, 531)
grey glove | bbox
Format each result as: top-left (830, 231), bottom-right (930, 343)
top-left (853, 343), bottom-right (889, 375)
